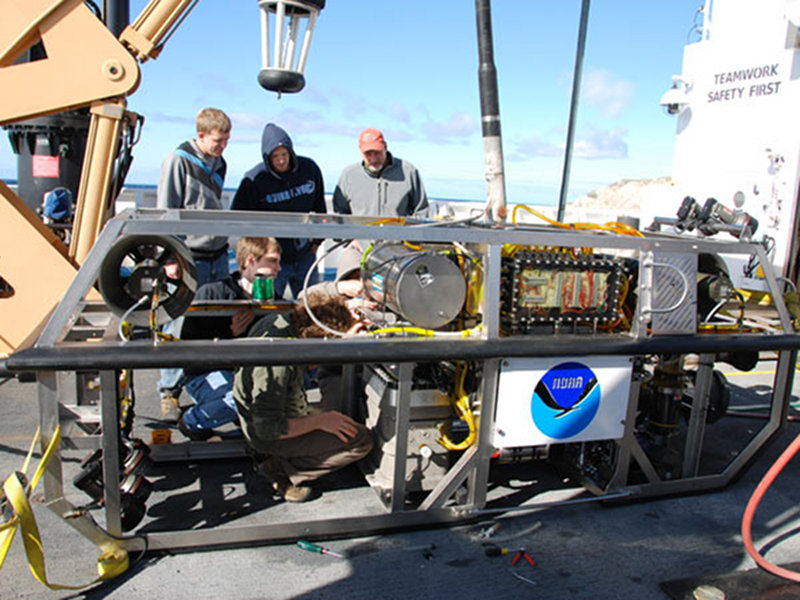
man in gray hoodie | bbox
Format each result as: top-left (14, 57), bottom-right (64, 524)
top-left (332, 128), bottom-right (429, 218)
top-left (155, 107), bottom-right (231, 422)
top-left (156, 107), bottom-right (231, 281)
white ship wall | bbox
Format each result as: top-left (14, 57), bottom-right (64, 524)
top-left (641, 0), bottom-right (800, 290)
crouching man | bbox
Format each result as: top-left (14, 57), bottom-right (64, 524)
top-left (234, 292), bottom-right (373, 502)
top-left (177, 236), bottom-right (281, 441)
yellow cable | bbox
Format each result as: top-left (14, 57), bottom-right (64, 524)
top-left (511, 205), bottom-right (644, 237)
top-left (604, 221), bottom-right (645, 237)
top-left (366, 217), bottom-right (406, 226)
top-left (437, 365), bottom-right (477, 451)
top-left (370, 325), bottom-right (481, 338)
top-left (512, 204), bottom-right (572, 228)
top-left (697, 324), bottom-right (747, 332)
top-left (360, 243), bottom-right (375, 270)
top-left (371, 326), bottom-right (434, 337)
top-left (149, 286), bottom-right (160, 331)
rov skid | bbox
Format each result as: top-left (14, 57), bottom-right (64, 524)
top-left (5, 207), bottom-right (799, 554)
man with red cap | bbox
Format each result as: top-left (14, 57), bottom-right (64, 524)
top-left (333, 128), bottom-right (428, 218)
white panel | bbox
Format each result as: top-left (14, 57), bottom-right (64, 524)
top-left (650, 0), bottom-right (800, 288)
top-left (493, 356), bottom-right (632, 448)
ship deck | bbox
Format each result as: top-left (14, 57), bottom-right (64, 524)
top-left (2, 365), bottom-right (800, 600)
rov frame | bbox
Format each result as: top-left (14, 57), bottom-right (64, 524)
top-left (6, 208), bottom-right (799, 554)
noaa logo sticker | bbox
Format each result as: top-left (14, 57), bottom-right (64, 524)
top-left (530, 361), bottom-right (601, 439)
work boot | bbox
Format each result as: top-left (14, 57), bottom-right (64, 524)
top-left (160, 393), bottom-right (181, 423)
top-left (255, 457), bottom-right (312, 503)
top-left (280, 483), bottom-right (313, 503)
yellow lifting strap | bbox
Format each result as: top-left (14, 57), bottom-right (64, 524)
top-left (0, 427), bottom-right (129, 589)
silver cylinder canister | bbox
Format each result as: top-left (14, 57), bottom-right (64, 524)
top-left (362, 243), bottom-right (467, 329)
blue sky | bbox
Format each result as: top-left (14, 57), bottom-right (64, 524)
top-left (1, 1), bottom-right (704, 205)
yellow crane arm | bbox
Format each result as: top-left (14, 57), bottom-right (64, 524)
top-left (0, 0), bottom-right (200, 356)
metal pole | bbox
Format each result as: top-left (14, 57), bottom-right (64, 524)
top-left (103, 0), bottom-right (130, 37)
top-left (557, 0), bottom-right (591, 222)
top-left (475, 0), bottom-right (507, 223)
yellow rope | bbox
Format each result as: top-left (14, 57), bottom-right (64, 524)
top-left (0, 427), bottom-right (129, 588)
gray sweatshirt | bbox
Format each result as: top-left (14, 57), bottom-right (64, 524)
top-left (332, 153), bottom-right (429, 218)
top-left (156, 139), bottom-right (228, 254)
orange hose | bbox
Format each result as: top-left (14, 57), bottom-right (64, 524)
top-left (740, 433), bottom-right (800, 582)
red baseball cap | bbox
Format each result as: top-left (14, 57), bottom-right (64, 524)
top-left (358, 128), bottom-right (386, 152)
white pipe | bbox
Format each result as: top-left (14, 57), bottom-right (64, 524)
top-left (273, 1), bottom-right (285, 68)
top-left (703, 0), bottom-right (713, 40)
top-left (297, 10), bottom-right (318, 73)
top-left (260, 6), bottom-right (270, 69)
top-left (284, 14), bottom-right (300, 70)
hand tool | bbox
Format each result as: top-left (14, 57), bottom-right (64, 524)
top-left (297, 539), bottom-right (344, 558)
top-left (484, 543), bottom-right (535, 566)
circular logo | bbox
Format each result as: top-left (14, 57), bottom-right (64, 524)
top-left (530, 362), bottom-right (601, 439)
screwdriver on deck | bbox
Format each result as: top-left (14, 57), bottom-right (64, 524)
top-left (297, 539), bottom-right (344, 558)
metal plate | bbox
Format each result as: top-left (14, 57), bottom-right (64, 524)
top-left (494, 355), bottom-right (633, 448)
top-left (651, 251), bottom-right (698, 334)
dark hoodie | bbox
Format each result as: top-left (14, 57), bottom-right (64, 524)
top-left (231, 123), bottom-right (326, 262)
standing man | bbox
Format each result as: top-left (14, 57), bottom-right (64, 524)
top-left (157, 107), bottom-right (232, 282)
top-left (231, 123), bottom-right (326, 299)
top-left (333, 128), bottom-right (429, 218)
top-left (156, 107), bottom-right (232, 422)
top-left (178, 237), bottom-right (282, 441)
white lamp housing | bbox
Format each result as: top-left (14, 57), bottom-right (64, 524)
top-left (257, 0), bottom-right (325, 94)
top-left (659, 75), bottom-right (692, 115)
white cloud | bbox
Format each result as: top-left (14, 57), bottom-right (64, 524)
top-left (509, 126), bottom-right (628, 160)
top-left (582, 68), bottom-right (635, 119)
top-left (342, 97), bottom-right (368, 121)
top-left (147, 112), bottom-right (195, 125)
top-left (390, 102), bottom-right (411, 123)
top-left (229, 112), bottom-right (270, 132)
top-left (509, 137), bottom-right (562, 160)
top-left (302, 84), bottom-right (333, 108)
top-left (421, 112), bottom-right (477, 144)
top-left (573, 127), bottom-right (628, 159)
top-left (228, 109), bottom-right (357, 139)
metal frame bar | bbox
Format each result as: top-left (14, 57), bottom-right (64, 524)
top-left (10, 209), bottom-right (798, 553)
top-left (389, 363), bottom-right (412, 512)
top-left (682, 353), bottom-right (714, 477)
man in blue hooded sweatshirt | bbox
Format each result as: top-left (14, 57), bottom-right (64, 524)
top-left (231, 123), bottom-right (326, 298)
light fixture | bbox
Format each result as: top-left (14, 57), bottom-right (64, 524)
top-left (659, 75), bottom-right (692, 115)
top-left (257, 0), bottom-right (326, 95)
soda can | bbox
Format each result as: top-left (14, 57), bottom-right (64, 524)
top-left (252, 274), bottom-right (268, 300)
top-left (252, 274), bottom-right (275, 301)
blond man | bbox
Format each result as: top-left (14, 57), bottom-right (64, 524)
top-left (156, 108), bottom-right (233, 420)
top-left (178, 237), bottom-right (282, 440)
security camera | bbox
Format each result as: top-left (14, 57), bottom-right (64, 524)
top-left (659, 76), bottom-right (692, 115)
top-left (659, 87), bottom-right (687, 115)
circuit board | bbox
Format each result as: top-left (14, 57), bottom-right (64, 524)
top-left (501, 250), bottom-right (628, 334)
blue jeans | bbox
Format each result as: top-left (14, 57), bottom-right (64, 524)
top-left (275, 250), bottom-right (319, 299)
top-left (194, 251), bottom-right (230, 286)
top-left (182, 370), bottom-right (238, 430)
top-left (158, 252), bottom-right (230, 395)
